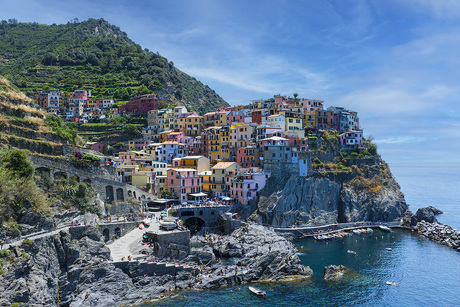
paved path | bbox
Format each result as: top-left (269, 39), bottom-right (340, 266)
top-left (2, 226), bottom-right (70, 250)
top-left (106, 213), bottom-right (160, 262)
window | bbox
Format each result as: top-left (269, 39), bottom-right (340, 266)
top-left (171, 179), bottom-right (173, 184)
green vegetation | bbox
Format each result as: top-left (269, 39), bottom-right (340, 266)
top-left (44, 115), bottom-right (78, 143)
top-left (0, 18), bottom-right (228, 114)
top-left (159, 189), bottom-right (175, 199)
top-left (0, 148), bottom-right (48, 225)
top-left (22, 238), bottom-right (34, 246)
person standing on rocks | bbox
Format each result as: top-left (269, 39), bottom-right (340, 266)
top-left (0, 239), bottom-right (4, 249)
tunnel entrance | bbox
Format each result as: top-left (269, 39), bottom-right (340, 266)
top-left (184, 217), bottom-right (205, 234)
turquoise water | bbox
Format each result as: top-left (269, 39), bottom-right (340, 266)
top-left (149, 164), bottom-right (460, 306)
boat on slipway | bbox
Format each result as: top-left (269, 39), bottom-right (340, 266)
top-left (249, 286), bottom-right (266, 298)
top-left (379, 226), bottom-right (392, 232)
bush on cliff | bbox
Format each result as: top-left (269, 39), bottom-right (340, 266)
top-left (0, 148), bottom-right (48, 225)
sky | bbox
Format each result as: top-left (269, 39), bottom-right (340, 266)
top-left (1, 0), bottom-right (460, 165)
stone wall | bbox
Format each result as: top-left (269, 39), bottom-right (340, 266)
top-left (146, 230), bottom-right (190, 260)
top-left (30, 154), bottom-right (156, 207)
top-left (113, 261), bottom-right (193, 278)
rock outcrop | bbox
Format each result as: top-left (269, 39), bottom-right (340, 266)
top-left (401, 206), bottom-right (443, 227)
top-left (0, 223), bottom-right (313, 306)
top-left (211, 223), bottom-right (313, 282)
top-left (256, 159), bottom-right (408, 228)
top-left (415, 221), bottom-right (460, 252)
top-left (323, 265), bottom-right (352, 281)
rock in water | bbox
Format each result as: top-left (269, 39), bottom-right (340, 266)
top-left (414, 207), bottom-right (439, 224)
top-left (323, 265), bottom-right (352, 281)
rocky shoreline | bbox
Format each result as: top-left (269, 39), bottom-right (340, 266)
top-left (414, 221), bottom-right (460, 252)
top-left (0, 223), bottom-right (312, 306)
top-left (401, 206), bottom-right (459, 252)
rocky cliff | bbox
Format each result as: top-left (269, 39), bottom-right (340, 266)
top-left (256, 157), bottom-right (408, 227)
top-left (0, 224), bottom-right (312, 306)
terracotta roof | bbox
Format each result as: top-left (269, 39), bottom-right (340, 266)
top-left (212, 162), bottom-right (237, 169)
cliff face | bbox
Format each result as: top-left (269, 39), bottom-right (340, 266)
top-left (256, 158), bottom-right (408, 227)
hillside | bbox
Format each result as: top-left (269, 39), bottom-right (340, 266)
top-left (0, 18), bottom-right (228, 114)
top-left (0, 76), bottom-right (80, 156)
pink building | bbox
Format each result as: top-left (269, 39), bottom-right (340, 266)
top-left (167, 168), bottom-right (202, 202)
top-left (340, 130), bottom-right (363, 149)
top-left (236, 145), bottom-right (258, 168)
top-left (230, 168), bottom-right (270, 205)
top-left (118, 94), bottom-right (160, 115)
top-left (74, 89), bottom-right (90, 100)
top-left (86, 141), bottom-right (104, 154)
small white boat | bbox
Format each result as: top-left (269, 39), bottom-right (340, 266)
top-left (386, 281), bottom-right (397, 286)
top-left (347, 250), bottom-right (357, 255)
top-left (249, 286), bottom-right (266, 297)
top-left (353, 229), bottom-right (361, 235)
top-left (386, 248), bottom-right (392, 251)
top-left (379, 226), bottom-right (392, 232)
top-left (367, 228), bottom-right (373, 233)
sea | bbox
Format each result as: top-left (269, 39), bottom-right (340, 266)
top-left (149, 163), bottom-right (460, 306)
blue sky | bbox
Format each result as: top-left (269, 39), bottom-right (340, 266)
top-left (1, 0), bottom-right (460, 165)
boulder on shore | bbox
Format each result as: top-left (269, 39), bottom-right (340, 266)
top-left (401, 206), bottom-right (443, 227)
top-left (323, 265), bottom-right (352, 281)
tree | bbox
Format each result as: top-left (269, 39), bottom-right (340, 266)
top-left (122, 124), bottom-right (140, 136)
top-left (293, 92), bottom-right (299, 103)
top-left (1, 148), bottom-right (34, 179)
top-left (159, 190), bottom-right (176, 199)
top-left (367, 143), bottom-right (378, 156)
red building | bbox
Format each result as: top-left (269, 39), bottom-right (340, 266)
top-left (118, 94), bottom-right (160, 114)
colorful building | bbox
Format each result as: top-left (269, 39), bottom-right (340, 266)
top-left (167, 168), bottom-right (202, 202)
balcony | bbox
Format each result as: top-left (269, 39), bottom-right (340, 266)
top-left (176, 174), bottom-right (199, 178)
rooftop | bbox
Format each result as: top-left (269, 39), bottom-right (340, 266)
top-left (212, 162), bottom-right (237, 169)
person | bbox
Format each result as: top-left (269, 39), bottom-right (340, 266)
top-left (1, 239), bottom-right (4, 249)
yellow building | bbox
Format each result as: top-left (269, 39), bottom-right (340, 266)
top-left (173, 155), bottom-right (211, 173)
top-left (219, 126), bottom-right (231, 161)
top-left (132, 171), bottom-right (154, 193)
top-left (205, 126), bottom-right (221, 163)
top-left (159, 130), bottom-right (172, 143)
top-left (199, 170), bottom-right (213, 194)
top-left (214, 111), bottom-right (228, 126)
top-left (211, 162), bottom-right (240, 197)
top-left (285, 114), bottom-right (304, 138)
top-left (303, 111), bottom-right (316, 129)
top-left (184, 114), bottom-right (204, 137)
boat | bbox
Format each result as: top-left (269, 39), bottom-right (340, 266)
top-left (379, 226), bottom-right (392, 232)
top-left (386, 248), bottom-right (392, 251)
top-left (347, 250), bottom-right (357, 255)
top-left (386, 281), bottom-right (397, 286)
top-left (249, 286), bottom-right (266, 297)
top-left (367, 227), bottom-right (373, 233)
top-left (353, 229), bottom-right (361, 235)
top-left (142, 219), bottom-right (150, 226)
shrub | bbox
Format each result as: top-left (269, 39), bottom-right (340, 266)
top-left (22, 238), bottom-right (34, 245)
top-left (0, 249), bottom-right (10, 258)
top-left (367, 143), bottom-right (377, 155)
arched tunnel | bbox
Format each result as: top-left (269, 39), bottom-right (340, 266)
top-left (184, 217), bottom-right (206, 234)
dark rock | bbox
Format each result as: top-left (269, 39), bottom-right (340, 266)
top-left (415, 207), bottom-right (438, 224)
top-left (401, 209), bottom-right (417, 227)
top-left (426, 206), bottom-right (443, 215)
top-left (415, 221), bottom-right (460, 252)
top-left (323, 265), bottom-right (352, 281)
top-left (256, 160), bottom-right (408, 228)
